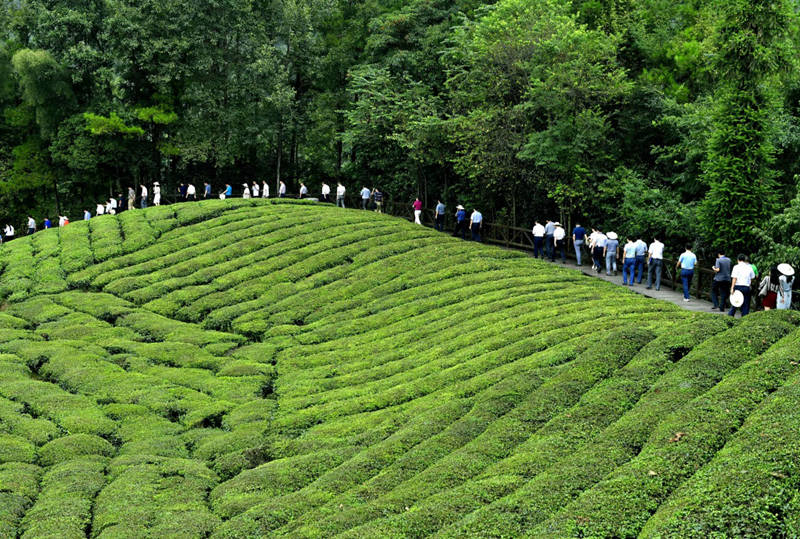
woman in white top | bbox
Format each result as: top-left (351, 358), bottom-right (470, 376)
top-left (153, 182), bottom-right (161, 206)
top-left (96, 203), bottom-right (105, 216)
top-left (243, 184), bottom-right (251, 199)
top-left (252, 182), bottom-right (260, 198)
top-left (262, 181), bottom-right (269, 198)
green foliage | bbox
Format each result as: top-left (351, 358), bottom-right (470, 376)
top-left (0, 201), bottom-right (797, 536)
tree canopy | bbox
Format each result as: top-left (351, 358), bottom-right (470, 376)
top-left (1, 0), bottom-right (800, 262)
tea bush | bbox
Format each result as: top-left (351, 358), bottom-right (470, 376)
top-left (0, 200), bottom-right (797, 537)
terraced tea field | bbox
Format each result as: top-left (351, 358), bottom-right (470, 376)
top-left (0, 199), bottom-right (798, 538)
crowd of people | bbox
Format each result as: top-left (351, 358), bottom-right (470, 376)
top-left (2, 181), bottom-right (795, 314)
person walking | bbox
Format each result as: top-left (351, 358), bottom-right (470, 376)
top-left (593, 230), bottom-right (608, 274)
top-left (128, 186), bottom-right (136, 210)
top-left (153, 182), bottom-right (161, 206)
top-left (729, 254), bottom-right (756, 316)
top-left (622, 238), bottom-right (637, 286)
top-left (758, 267), bottom-right (782, 311)
top-left (224, 183), bottom-right (233, 198)
top-left (532, 220), bottom-right (545, 258)
top-left (372, 188), bottom-right (383, 213)
top-left (96, 202), bottom-right (105, 216)
top-left (543, 220), bottom-right (555, 261)
top-left (26, 216), bottom-right (36, 235)
top-left (278, 180), bottom-right (287, 198)
top-left (634, 236), bottom-right (647, 284)
top-left (43, 217), bottom-right (51, 229)
top-left (434, 200), bottom-right (446, 231)
top-left (179, 182), bottom-right (188, 200)
top-left (710, 249), bottom-right (732, 312)
top-left (553, 222), bottom-right (566, 263)
top-left (109, 196), bottom-right (118, 213)
top-left (83, 209), bottom-right (91, 221)
top-left (118, 192), bottom-right (126, 212)
top-left (676, 244), bottom-right (697, 301)
top-left (572, 223), bottom-right (586, 266)
top-left (140, 184), bottom-right (148, 208)
top-left (3, 224), bottom-right (14, 242)
top-left (204, 182), bottom-right (212, 199)
top-left (454, 205), bottom-right (467, 239)
top-left (776, 263), bottom-right (795, 310)
top-left (261, 181), bottom-right (269, 198)
top-left (186, 183), bottom-right (197, 200)
top-left (299, 183), bottom-right (308, 199)
top-left (604, 232), bottom-right (619, 276)
top-left (359, 186), bottom-right (370, 208)
top-left (252, 181), bottom-right (260, 198)
top-left (336, 182), bottom-right (346, 207)
top-left (242, 183), bottom-right (251, 199)
top-left (321, 182), bottom-right (330, 203)
top-left (646, 237), bottom-right (664, 291)
top-left (470, 208), bottom-right (483, 242)
top-left (412, 198), bottom-right (423, 224)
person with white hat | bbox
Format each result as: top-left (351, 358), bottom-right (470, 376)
top-left (552, 222), bottom-right (566, 263)
top-left (152, 182), bottom-right (161, 206)
top-left (243, 183), bottom-right (251, 199)
top-left (454, 205), bottom-right (467, 239)
top-left (729, 253), bottom-right (755, 316)
top-left (604, 232), bottom-right (619, 276)
top-left (776, 263), bottom-right (795, 310)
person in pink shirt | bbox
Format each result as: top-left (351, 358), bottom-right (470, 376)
top-left (413, 198), bottom-right (423, 225)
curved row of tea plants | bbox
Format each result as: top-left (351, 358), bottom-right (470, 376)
top-left (0, 199), bottom-right (798, 538)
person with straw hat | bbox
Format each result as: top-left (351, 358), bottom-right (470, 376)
top-left (776, 263), bottom-right (795, 310)
top-left (454, 205), bottom-right (467, 240)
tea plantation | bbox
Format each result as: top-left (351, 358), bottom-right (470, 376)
top-left (0, 199), bottom-right (798, 538)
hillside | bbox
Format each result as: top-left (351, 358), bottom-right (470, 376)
top-left (0, 199), bottom-right (799, 538)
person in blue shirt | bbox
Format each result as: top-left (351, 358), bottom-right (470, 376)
top-left (43, 217), bottom-right (52, 229)
top-left (634, 236), bottom-right (648, 284)
top-left (434, 200), bottom-right (446, 231)
top-left (83, 210), bottom-right (91, 221)
top-left (622, 238), bottom-right (637, 285)
top-left (204, 182), bottom-right (212, 199)
top-left (453, 205), bottom-right (467, 239)
top-left (676, 244), bottom-right (698, 301)
top-left (360, 186), bottom-right (371, 209)
top-left (224, 184), bottom-right (233, 198)
top-left (572, 223), bottom-right (586, 266)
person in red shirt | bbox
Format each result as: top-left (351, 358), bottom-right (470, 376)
top-left (413, 198), bottom-right (423, 225)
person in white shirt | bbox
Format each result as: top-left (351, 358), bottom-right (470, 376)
top-left (96, 203), bottom-right (105, 216)
top-left (262, 181), bottom-right (269, 198)
top-left (152, 182), bottom-right (161, 206)
top-left (252, 182), bottom-right (259, 198)
top-left (299, 183), bottom-right (308, 199)
top-left (186, 183), bottom-right (197, 200)
top-left (646, 237), bottom-right (664, 291)
top-left (83, 210), bottom-right (91, 221)
top-left (279, 180), bottom-right (287, 198)
top-left (243, 183), bottom-right (251, 199)
top-left (3, 224), bottom-right (14, 242)
top-left (336, 182), bottom-right (346, 208)
top-left (140, 184), bottom-right (148, 208)
top-left (552, 222), bottom-right (566, 263)
top-left (591, 229), bottom-right (608, 272)
top-left (105, 200), bottom-right (115, 215)
top-left (531, 221), bottom-right (545, 259)
top-left (109, 197), bottom-right (117, 211)
top-left (27, 217), bottom-right (36, 235)
top-left (730, 253), bottom-right (756, 317)
top-left (470, 209), bottom-right (483, 242)
top-left (321, 182), bottom-right (331, 203)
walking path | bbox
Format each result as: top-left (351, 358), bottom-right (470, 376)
top-left (544, 256), bottom-right (727, 315)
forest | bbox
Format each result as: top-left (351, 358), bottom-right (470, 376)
top-left (1, 0), bottom-right (800, 264)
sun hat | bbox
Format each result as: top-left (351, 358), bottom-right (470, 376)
top-left (607, 232), bottom-right (618, 240)
top-left (730, 290), bottom-right (744, 308)
top-left (778, 263), bottom-right (795, 277)
top-left (456, 205), bottom-right (464, 210)
top-left (153, 182), bottom-right (159, 186)
top-left (554, 222), bottom-right (562, 227)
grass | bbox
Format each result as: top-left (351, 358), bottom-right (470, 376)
top-left (0, 199), bottom-right (797, 537)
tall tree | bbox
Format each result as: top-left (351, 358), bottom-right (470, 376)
top-left (698, 0), bottom-right (793, 253)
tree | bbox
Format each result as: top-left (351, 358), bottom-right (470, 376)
top-left (698, 0), bottom-right (794, 254)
